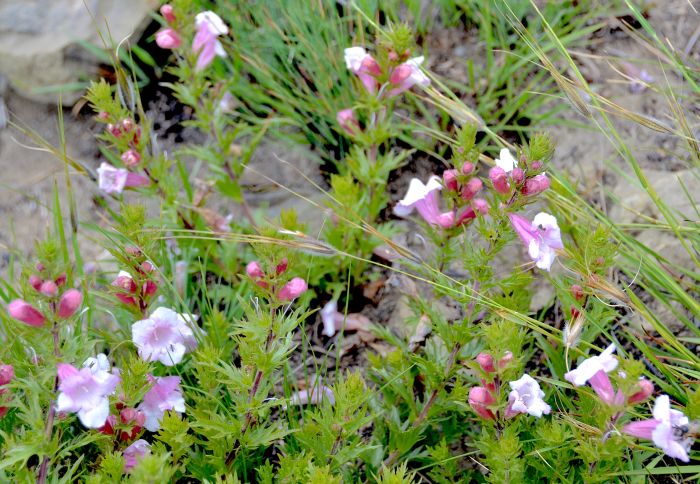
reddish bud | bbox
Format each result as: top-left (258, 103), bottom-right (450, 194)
top-left (461, 177), bottom-right (483, 201)
top-left (278, 277), bottom-right (308, 301)
top-left (0, 365), bottom-right (14, 386)
top-left (8, 299), bottom-right (45, 327)
top-left (571, 284), bottom-right (584, 302)
top-left (125, 246), bottom-right (142, 257)
top-left (55, 273), bottom-right (67, 287)
top-left (35, 262), bottom-right (45, 272)
top-left (113, 273), bottom-right (137, 293)
top-left (140, 261), bottom-right (155, 273)
top-left (468, 386), bottom-right (496, 420)
top-left (275, 258), bottom-right (288, 275)
top-left (120, 408), bottom-right (145, 440)
top-left (98, 415), bottom-right (117, 435)
top-left (489, 167), bottom-right (510, 194)
top-left (461, 162), bottom-right (474, 175)
top-left (246, 261), bottom-right (265, 279)
top-left (39, 280), bottom-right (58, 297)
top-left (57, 289), bottom-right (82, 319)
top-left (142, 280), bottom-right (158, 297)
top-left (628, 379), bottom-right (654, 405)
top-left (388, 50), bottom-right (399, 62)
top-left (522, 174), bottom-right (550, 196)
top-left (570, 305), bottom-right (580, 319)
top-left (442, 169), bottom-right (459, 191)
top-left (498, 351), bottom-right (514, 369)
top-left (29, 275), bottom-right (43, 291)
top-left (97, 111), bottom-right (109, 121)
top-left (160, 4), bottom-right (176, 23)
top-left (511, 167), bottom-right (525, 185)
top-left (107, 124), bottom-right (122, 138)
top-left (121, 150), bottom-right (141, 168)
top-left (476, 352), bottom-right (495, 373)
top-left (530, 160), bottom-right (543, 171)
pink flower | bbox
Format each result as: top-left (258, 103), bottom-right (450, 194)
top-left (388, 56), bottom-right (430, 96)
top-left (461, 177), bottom-right (483, 201)
top-left (193, 11), bottom-right (228, 71)
top-left (522, 174), bottom-right (551, 196)
top-left (489, 167), bottom-right (510, 194)
top-left (469, 386), bottom-right (496, 420)
top-left (628, 378), bottom-right (654, 405)
top-left (393, 176), bottom-right (455, 228)
top-left (123, 439), bottom-right (151, 471)
top-left (97, 163), bottom-right (149, 194)
top-left (505, 374), bottom-right (551, 418)
top-left (29, 275), bottom-right (43, 291)
top-left (137, 375), bottom-right (185, 432)
top-left (508, 212), bottom-right (564, 271)
top-left (320, 300), bottom-right (371, 337)
top-left (476, 351), bottom-right (513, 373)
top-left (120, 150), bottom-right (141, 168)
top-left (113, 271), bottom-right (137, 306)
top-left (155, 28), bottom-right (182, 49)
top-left (245, 261), bottom-right (268, 288)
top-left (623, 395), bottom-right (692, 462)
top-left (57, 289), bottom-right (82, 319)
top-left (442, 169), bottom-right (458, 191)
top-left (0, 364), bottom-right (14, 386)
top-left (119, 407), bottom-right (146, 440)
top-left (160, 4), bottom-right (176, 23)
top-left (344, 47), bottom-right (381, 94)
top-left (565, 343), bottom-right (619, 404)
top-left (278, 277), bottom-right (308, 301)
top-left (39, 280), bottom-right (58, 297)
top-left (55, 360), bottom-right (119, 428)
top-left (8, 299), bottom-right (45, 327)
top-left (131, 307), bottom-right (198, 366)
top-left (337, 109), bottom-right (359, 135)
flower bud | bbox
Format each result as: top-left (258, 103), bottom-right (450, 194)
top-left (278, 277), bottom-right (308, 301)
top-left (498, 351), bottom-right (514, 368)
top-left (472, 198), bottom-right (489, 215)
top-left (113, 272), bottom-right (137, 293)
top-left (156, 28), bottom-right (182, 49)
top-left (39, 280), bottom-right (58, 297)
top-left (275, 258), bottom-right (288, 275)
top-left (511, 167), bottom-right (525, 185)
top-left (246, 261), bottom-right (265, 280)
top-left (522, 174), bottom-right (550, 196)
top-left (461, 162), bottom-right (474, 175)
top-left (120, 408), bottom-right (145, 440)
top-left (388, 50), bottom-right (399, 62)
top-left (57, 289), bottom-right (82, 319)
top-left (468, 386), bottom-right (496, 420)
top-left (107, 124), bottom-right (122, 138)
top-left (461, 177), bottom-right (483, 201)
top-left (98, 415), bottom-right (117, 435)
top-left (160, 4), bottom-right (176, 23)
top-left (476, 352), bottom-right (495, 373)
top-left (360, 56), bottom-right (382, 77)
top-left (29, 275), bottom-right (42, 291)
top-left (627, 378), bottom-right (654, 405)
top-left (336, 109), bottom-right (359, 135)
top-left (8, 299), bottom-right (45, 327)
top-left (489, 167), bottom-right (510, 194)
top-left (0, 364), bottom-right (15, 386)
top-left (140, 261), bottom-right (155, 273)
top-left (390, 64), bottom-right (412, 85)
top-left (571, 284), bottom-right (584, 302)
top-left (55, 273), bottom-right (67, 287)
top-left (121, 118), bottom-right (135, 132)
top-left (97, 111), bottom-right (109, 121)
top-left (125, 246), bottom-right (142, 257)
top-left (121, 150), bottom-right (141, 168)
top-left (442, 169), bottom-right (458, 191)
top-left (142, 280), bottom-right (158, 297)
top-left (530, 160), bottom-right (543, 171)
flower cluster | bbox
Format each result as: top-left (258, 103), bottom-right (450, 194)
top-left (111, 248), bottom-right (159, 312)
top-left (344, 46), bottom-right (429, 96)
top-left (96, 116), bottom-right (149, 195)
top-left (489, 148), bottom-right (550, 197)
top-left (246, 258), bottom-right (308, 302)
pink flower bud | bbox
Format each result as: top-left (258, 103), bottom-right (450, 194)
top-left (571, 284), bottom-right (584, 302)
top-left (113, 273), bottom-right (137, 293)
top-left (336, 109), bottom-right (359, 135)
top-left (140, 261), bottom-right (155, 273)
top-left (628, 379), bottom-right (654, 405)
top-left (121, 150), bottom-right (141, 168)
top-left (121, 118), bottom-right (135, 132)
top-left (530, 161), bottom-right (543, 171)
top-left (29, 275), bottom-right (42, 291)
top-left (360, 56), bottom-right (382, 77)
top-left (498, 351), bottom-right (514, 369)
top-left (57, 289), bottom-right (82, 319)
top-left (476, 352), bottom-right (495, 373)
top-left (442, 169), bottom-right (458, 191)
top-left (589, 369), bottom-right (616, 405)
top-left (97, 111), bottom-right (109, 121)
top-left (461, 177), bottom-right (483, 201)
top-left (390, 64), bottom-right (413, 85)
top-left (468, 386), bottom-right (496, 420)
top-left (8, 299), bottom-right (45, 327)
top-left (0, 364), bottom-right (14, 386)
top-left (107, 124), bottom-right (122, 137)
top-left (489, 167), bottom-right (510, 194)
top-left (388, 51), bottom-right (399, 62)
top-left (275, 258), bottom-right (288, 275)
top-left (278, 277), bottom-right (308, 301)
top-left (246, 261), bottom-right (265, 279)
top-left (120, 408), bottom-right (145, 440)
top-left (472, 198), bottom-right (489, 215)
top-left (124, 172), bottom-right (150, 189)
top-left (160, 4), bottom-right (176, 23)
top-left (39, 280), bottom-right (58, 297)
top-left (156, 28), bottom-right (182, 49)
top-left (55, 273), bottom-right (67, 287)
top-left (142, 280), bottom-right (158, 296)
top-left (126, 246), bottom-right (142, 257)
top-left (461, 162), bottom-right (474, 175)
top-left (511, 167), bottom-right (525, 185)
top-left (98, 415), bottom-right (117, 435)
top-left (522, 174), bottom-right (550, 196)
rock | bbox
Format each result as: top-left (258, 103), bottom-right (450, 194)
top-left (0, 0), bottom-right (157, 104)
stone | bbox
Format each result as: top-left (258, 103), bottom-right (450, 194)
top-left (0, 0), bottom-right (157, 104)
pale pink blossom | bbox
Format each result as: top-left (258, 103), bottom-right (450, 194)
top-left (0, 364), bottom-right (14, 386)
top-left (522, 174), bottom-right (551, 196)
top-left (131, 307), bottom-right (198, 366)
top-left (489, 167), bottom-right (510, 194)
top-left (193, 11), bottom-right (228, 71)
top-left (337, 108), bottom-right (359, 135)
top-left (7, 299), bottom-right (45, 327)
top-left (57, 289), bottom-right (82, 319)
top-left (628, 378), bottom-right (654, 405)
top-left (123, 439), bottom-right (151, 471)
top-left (320, 300), bottom-right (371, 337)
top-left (160, 4), bottom-right (176, 23)
top-left (388, 56), bottom-right (430, 96)
top-left (476, 351), bottom-right (513, 373)
top-left (155, 28), bottom-right (182, 49)
top-left (137, 375), bottom-right (186, 432)
top-left (344, 47), bottom-right (381, 93)
top-left (506, 374), bottom-right (551, 418)
top-left (39, 280), bottom-right (58, 297)
top-left (394, 176), bottom-right (455, 228)
top-left (55, 361), bottom-right (119, 428)
top-left (289, 380), bottom-right (335, 406)
top-left (565, 343), bottom-right (619, 404)
top-left (469, 386), bottom-right (496, 420)
top-left (508, 212), bottom-right (564, 271)
top-left (623, 395), bottom-right (692, 462)
top-left (278, 277), bottom-right (308, 301)
top-left (97, 163), bottom-right (149, 194)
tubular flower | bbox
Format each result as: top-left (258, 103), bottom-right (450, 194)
top-left (508, 212), bottom-right (564, 271)
top-left (55, 360), bottom-right (120, 428)
top-left (137, 375), bottom-right (186, 432)
top-left (506, 374), bottom-right (551, 418)
top-left (155, 28), bottom-right (182, 49)
top-left (469, 386), bottom-right (496, 421)
top-left (123, 439), bottom-right (151, 471)
top-left (278, 277), bottom-right (308, 301)
top-left (8, 299), bottom-right (45, 327)
top-left (564, 343), bottom-right (619, 404)
top-left (623, 395), bottom-right (693, 462)
top-left (131, 307), bottom-right (198, 366)
top-left (97, 163), bottom-right (149, 194)
top-left (193, 11), bottom-right (228, 71)
top-left (344, 46), bottom-right (381, 94)
top-left (57, 289), bottom-right (82, 319)
top-left (388, 56), bottom-right (430, 96)
top-left (394, 176), bottom-right (455, 228)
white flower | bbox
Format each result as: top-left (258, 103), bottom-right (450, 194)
top-left (97, 162), bottom-right (128, 194)
top-left (344, 46), bottom-right (369, 72)
top-left (651, 395), bottom-right (692, 462)
top-left (321, 300), bottom-right (339, 337)
top-left (508, 374), bottom-right (551, 418)
top-left (195, 11), bottom-right (228, 35)
top-left (495, 148), bottom-right (518, 173)
top-left (394, 176), bottom-right (455, 228)
top-left (403, 56), bottom-right (430, 87)
top-left (138, 375), bottom-right (186, 432)
top-left (82, 353), bottom-right (111, 374)
top-left (564, 343), bottom-right (618, 386)
top-left (131, 307), bottom-right (198, 366)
